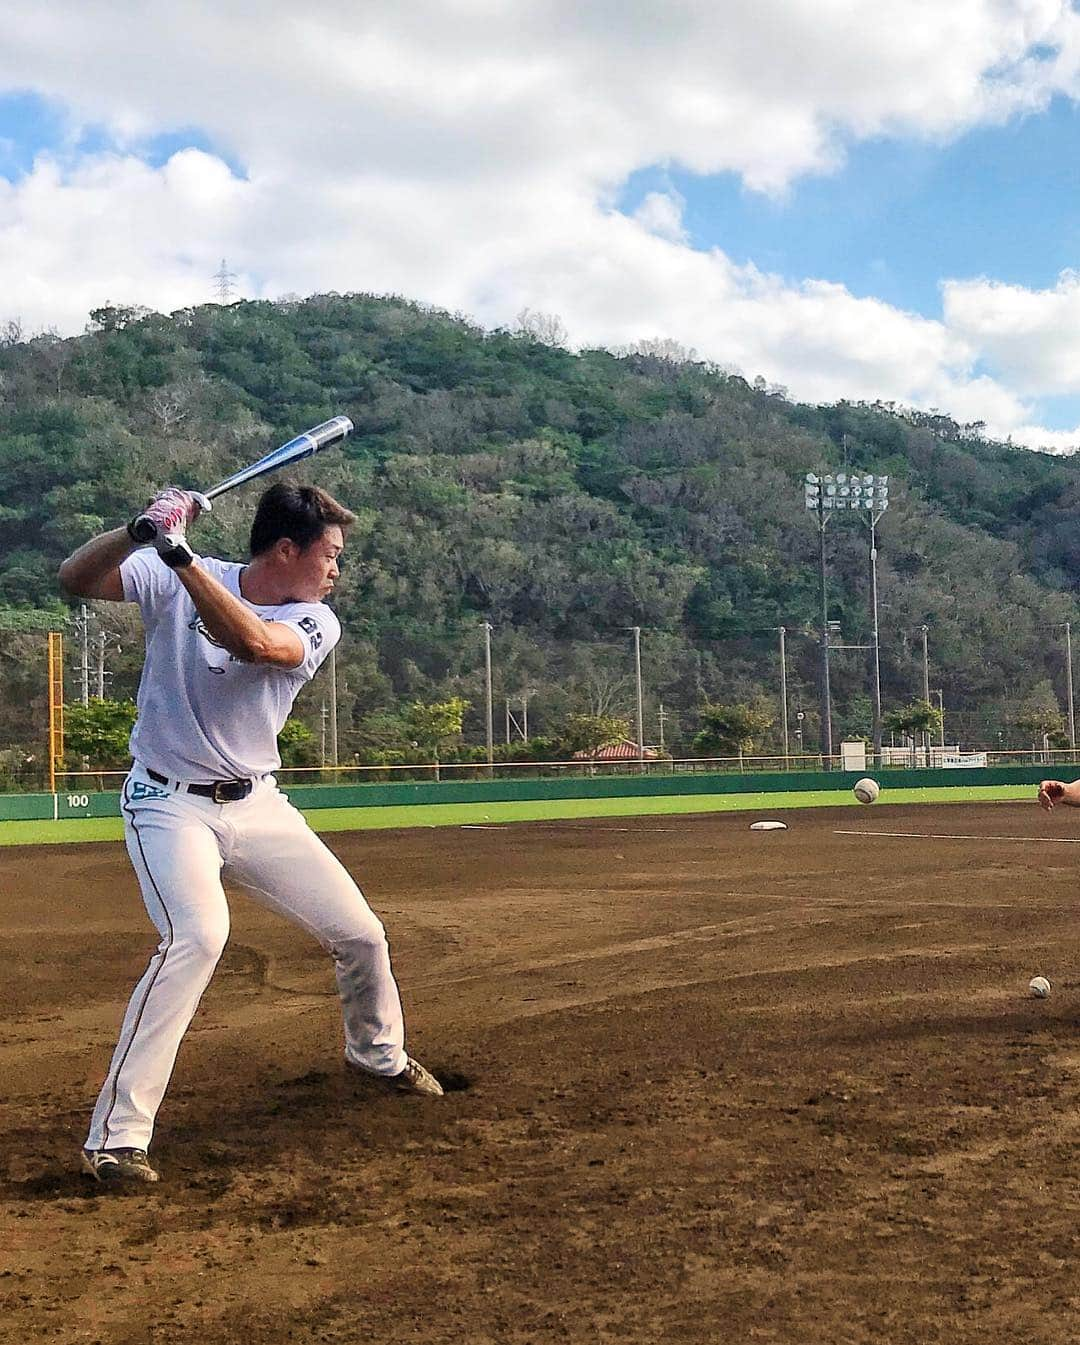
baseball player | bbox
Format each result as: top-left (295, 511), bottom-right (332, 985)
top-left (58, 481), bottom-right (442, 1188)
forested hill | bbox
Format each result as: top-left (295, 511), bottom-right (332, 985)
top-left (2, 293), bottom-right (1079, 755)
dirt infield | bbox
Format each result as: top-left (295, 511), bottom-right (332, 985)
top-left (3, 801), bottom-right (1080, 1343)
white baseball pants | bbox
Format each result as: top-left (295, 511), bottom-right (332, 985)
top-left (86, 764), bottom-right (408, 1152)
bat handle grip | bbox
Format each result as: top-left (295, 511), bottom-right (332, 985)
top-left (128, 514), bottom-right (158, 544)
top-left (127, 491), bottom-right (211, 544)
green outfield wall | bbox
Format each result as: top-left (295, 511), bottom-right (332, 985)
top-left (0, 764), bottom-right (1053, 823)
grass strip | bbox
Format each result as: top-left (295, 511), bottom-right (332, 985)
top-left (0, 783), bottom-right (1036, 848)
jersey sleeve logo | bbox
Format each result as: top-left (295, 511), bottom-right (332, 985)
top-left (297, 615), bottom-right (324, 652)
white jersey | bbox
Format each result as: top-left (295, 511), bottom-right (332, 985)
top-left (121, 549), bottom-right (340, 780)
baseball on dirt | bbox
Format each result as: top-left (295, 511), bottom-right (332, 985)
top-left (1029, 976), bottom-right (1051, 998)
top-left (852, 777), bottom-right (880, 804)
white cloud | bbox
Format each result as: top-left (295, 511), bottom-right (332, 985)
top-left (1, 1), bottom-right (1079, 445)
top-left (633, 191), bottom-right (688, 245)
top-left (0, 151), bottom-right (257, 331)
top-left (5, 2), bottom-right (1079, 192)
top-left (1009, 423), bottom-right (1080, 451)
top-left (944, 270), bottom-right (1080, 397)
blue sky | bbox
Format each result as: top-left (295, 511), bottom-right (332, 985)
top-left (616, 96), bottom-right (1080, 432)
top-left (2, 1), bottom-right (1080, 448)
top-left (621, 97), bottom-right (1080, 320)
top-left (0, 90), bottom-right (245, 181)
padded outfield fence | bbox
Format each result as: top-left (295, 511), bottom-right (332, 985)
top-left (0, 763), bottom-right (1056, 824)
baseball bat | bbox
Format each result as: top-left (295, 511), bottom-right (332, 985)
top-left (129, 415), bottom-right (354, 542)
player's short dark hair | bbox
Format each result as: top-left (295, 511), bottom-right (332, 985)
top-left (249, 482), bottom-right (357, 556)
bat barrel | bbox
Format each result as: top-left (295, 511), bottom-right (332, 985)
top-left (203, 416), bottom-right (354, 501)
top-left (128, 417), bottom-right (354, 539)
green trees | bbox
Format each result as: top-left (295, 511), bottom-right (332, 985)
top-left (557, 713), bottom-right (632, 755)
top-left (395, 698), bottom-right (470, 780)
top-left (694, 703), bottom-right (774, 758)
top-left (883, 701), bottom-right (943, 742)
top-left (3, 291), bottom-right (1080, 766)
top-left (63, 698), bottom-right (138, 767)
top-left (401, 697), bottom-right (470, 759)
top-left (883, 700), bottom-right (944, 764)
top-left (277, 718), bottom-right (318, 767)
top-left (1013, 681), bottom-right (1067, 748)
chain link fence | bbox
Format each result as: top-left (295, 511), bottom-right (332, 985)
top-left (35, 746), bottom-right (1080, 795)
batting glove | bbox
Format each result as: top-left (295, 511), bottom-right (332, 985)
top-left (127, 487), bottom-right (212, 546)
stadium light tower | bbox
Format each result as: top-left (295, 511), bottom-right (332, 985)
top-left (804, 473), bottom-right (834, 764)
top-left (804, 471), bottom-right (889, 766)
top-left (861, 475), bottom-right (890, 765)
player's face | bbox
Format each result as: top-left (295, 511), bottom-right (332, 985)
top-left (290, 526), bottom-right (344, 602)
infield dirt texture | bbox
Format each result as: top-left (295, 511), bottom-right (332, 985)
top-left (3, 801), bottom-right (1080, 1343)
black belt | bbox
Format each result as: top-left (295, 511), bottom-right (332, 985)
top-left (146, 767), bottom-right (253, 803)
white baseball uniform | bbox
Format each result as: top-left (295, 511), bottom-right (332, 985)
top-left (85, 550), bottom-right (408, 1153)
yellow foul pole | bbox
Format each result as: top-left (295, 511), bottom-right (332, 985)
top-left (47, 631), bottom-right (64, 793)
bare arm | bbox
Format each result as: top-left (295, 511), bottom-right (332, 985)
top-left (57, 527), bottom-right (134, 602)
top-left (1038, 780), bottom-right (1080, 811)
top-left (175, 563), bottom-right (304, 668)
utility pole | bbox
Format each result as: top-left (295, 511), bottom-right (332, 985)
top-left (481, 623), bottom-right (494, 770)
top-left (1068, 620), bottom-right (1077, 752)
top-left (328, 646), bottom-right (338, 767)
top-left (92, 623), bottom-right (123, 699)
top-left (777, 626), bottom-right (789, 759)
top-left (96, 629), bottom-right (106, 698)
top-left (920, 624), bottom-right (931, 766)
top-left (932, 690), bottom-right (946, 748)
top-left (658, 702), bottom-right (667, 756)
top-left (320, 702), bottom-right (328, 767)
top-left (920, 625), bottom-right (930, 704)
top-left (629, 626), bottom-right (645, 770)
top-left (77, 604), bottom-right (90, 706)
top-left (506, 695), bottom-right (529, 744)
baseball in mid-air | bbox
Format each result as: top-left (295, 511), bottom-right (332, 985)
top-left (852, 777), bottom-right (880, 804)
top-left (1029, 976), bottom-right (1051, 998)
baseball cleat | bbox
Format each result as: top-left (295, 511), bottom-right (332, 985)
top-left (392, 1056), bottom-right (445, 1097)
top-left (81, 1147), bottom-right (160, 1185)
top-left (349, 1055), bottom-right (444, 1097)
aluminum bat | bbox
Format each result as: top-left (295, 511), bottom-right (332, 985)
top-left (129, 415), bottom-right (354, 542)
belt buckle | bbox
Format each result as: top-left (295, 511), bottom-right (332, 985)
top-left (212, 780), bottom-right (234, 804)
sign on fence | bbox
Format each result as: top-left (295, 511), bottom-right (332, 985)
top-left (56, 791), bottom-right (110, 818)
top-left (940, 752), bottom-right (988, 768)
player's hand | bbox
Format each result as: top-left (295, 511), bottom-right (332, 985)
top-left (151, 527), bottom-right (195, 569)
top-left (127, 487), bottom-right (211, 546)
top-left (141, 489), bottom-right (209, 568)
top-left (1038, 780), bottom-right (1067, 811)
